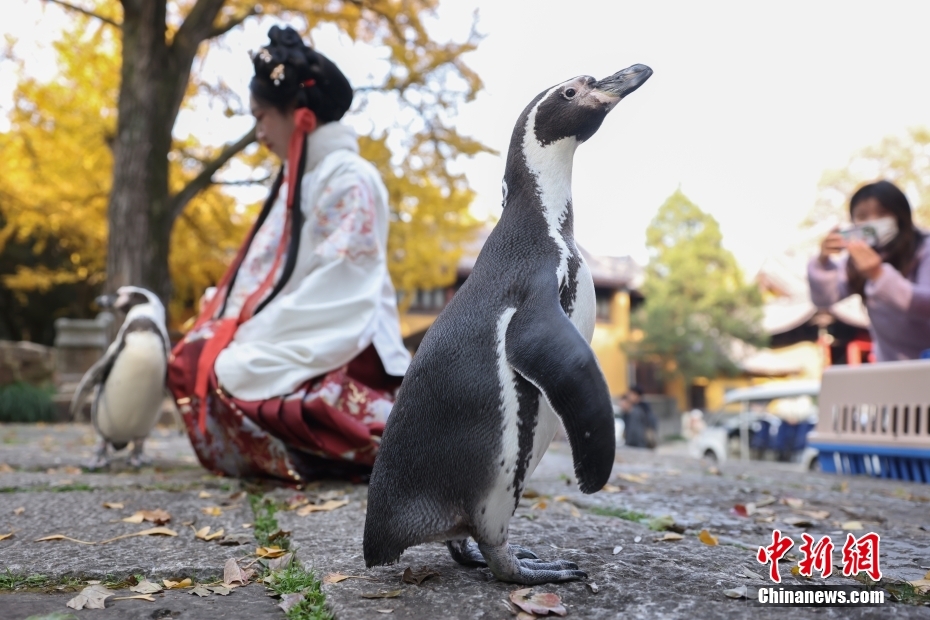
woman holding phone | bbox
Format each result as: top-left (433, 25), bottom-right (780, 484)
top-left (808, 180), bottom-right (930, 361)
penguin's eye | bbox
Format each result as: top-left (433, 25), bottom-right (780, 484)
top-left (564, 88), bottom-right (577, 99)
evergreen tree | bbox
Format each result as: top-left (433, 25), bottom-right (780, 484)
top-left (629, 190), bottom-right (767, 384)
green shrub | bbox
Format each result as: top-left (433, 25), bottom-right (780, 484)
top-left (0, 382), bottom-right (57, 423)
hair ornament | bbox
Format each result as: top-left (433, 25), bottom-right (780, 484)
top-left (270, 64), bottom-right (285, 85)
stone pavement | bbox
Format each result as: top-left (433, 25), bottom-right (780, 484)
top-left (2, 422), bottom-right (929, 619)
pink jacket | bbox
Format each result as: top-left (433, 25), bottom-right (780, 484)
top-left (808, 239), bottom-right (930, 361)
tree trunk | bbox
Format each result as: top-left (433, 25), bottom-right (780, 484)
top-left (106, 0), bottom-right (228, 309)
top-left (106, 2), bottom-right (174, 305)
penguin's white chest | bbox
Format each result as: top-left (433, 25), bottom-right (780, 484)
top-left (97, 332), bottom-right (166, 444)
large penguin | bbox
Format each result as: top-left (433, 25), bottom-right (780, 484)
top-left (364, 64), bottom-right (653, 584)
top-left (71, 286), bottom-right (170, 469)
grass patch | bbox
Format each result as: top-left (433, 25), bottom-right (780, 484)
top-left (248, 493), bottom-right (331, 620)
top-left (0, 570), bottom-right (136, 593)
top-left (589, 506), bottom-right (649, 522)
top-left (854, 575), bottom-right (930, 606)
top-left (0, 382), bottom-right (57, 423)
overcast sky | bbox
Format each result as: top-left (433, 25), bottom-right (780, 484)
top-left (5, 0), bottom-right (930, 277)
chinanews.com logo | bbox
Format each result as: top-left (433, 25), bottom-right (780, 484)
top-left (753, 529), bottom-right (885, 607)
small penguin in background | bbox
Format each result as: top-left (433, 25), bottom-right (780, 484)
top-left (364, 64), bottom-right (653, 584)
top-left (71, 286), bottom-right (170, 469)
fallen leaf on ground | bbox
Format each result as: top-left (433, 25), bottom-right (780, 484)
top-left (0, 532), bottom-right (13, 541)
top-left (201, 506), bottom-right (223, 517)
top-left (218, 533), bottom-right (251, 546)
top-left (318, 489), bottom-right (347, 501)
top-left (782, 517), bottom-right (814, 528)
top-left (723, 585), bottom-right (748, 599)
top-left (601, 484), bottom-right (621, 493)
top-left (509, 588), bottom-right (567, 616)
top-left (402, 567), bottom-right (440, 585)
top-left (66, 584), bottom-right (114, 610)
top-left (256, 546), bottom-right (287, 558)
top-left (755, 515), bottom-right (776, 524)
top-left (0, 463), bottom-right (13, 473)
top-left (224, 558), bottom-right (250, 586)
top-left (323, 572), bottom-right (374, 584)
top-left (741, 567), bottom-right (764, 580)
top-left (227, 491), bottom-right (246, 502)
top-left (209, 585), bottom-right (231, 595)
top-left (112, 594), bottom-right (155, 602)
top-left (612, 545), bottom-right (623, 555)
top-left (190, 585), bottom-right (212, 597)
top-left (267, 552), bottom-right (294, 572)
top-left (361, 590), bottom-right (403, 599)
top-left (198, 491), bottom-right (212, 499)
top-left (755, 496), bottom-right (776, 507)
top-left (516, 613), bottom-right (536, 620)
top-left (376, 610), bottom-right (394, 614)
top-left (587, 582), bottom-right (599, 594)
top-left (908, 578), bottom-right (930, 592)
top-left (781, 497), bottom-right (804, 509)
top-left (569, 505), bottom-right (581, 518)
top-left (242, 523), bottom-right (253, 529)
top-left (163, 578), bottom-right (192, 589)
top-left (530, 500), bottom-right (548, 510)
top-left (286, 495), bottom-right (309, 510)
top-left (798, 510), bottom-right (830, 520)
top-left (35, 534), bottom-right (97, 545)
top-left (790, 566), bottom-right (812, 579)
top-left (842, 521), bottom-right (864, 531)
top-left (102, 502), bottom-right (124, 510)
top-left (279, 592), bottom-right (304, 613)
top-left (193, 526), bottom-right (225, 541)
top-left (13, 507), bottom-right (24, 515)
top-left (268, 529), bottom-right (291, 542)
top-left (647, 515), bottom-right (678, 532)
top-left (99, 527), bottom-right (177, 544)
top-left (296, 499), bottom-right (349, 515)
top-left (617, 473), bottom-right (648, 484)
top-left (122, 509), bottom-right (171, 525)
top-left (706, 466), bottom-right (721, 475)
top-left (655, 532), bottom-right (684, 542)
top-left (522, 489), bottom-right (540, 499)
top-left (734, 503), bottom-right (756, 517)
top-left (130, 580), bottom-right (163, 594)
top-left (699, 530), bottom-right (718, 546)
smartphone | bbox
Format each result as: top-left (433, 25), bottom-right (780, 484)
top-left (838, 223), bottom-right (878, 247)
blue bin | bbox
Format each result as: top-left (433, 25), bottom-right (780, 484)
top-left (811, 443), bottom-right (930, 483)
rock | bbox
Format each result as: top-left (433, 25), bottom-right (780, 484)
top-left (0, 341), bottom-right (56, 387)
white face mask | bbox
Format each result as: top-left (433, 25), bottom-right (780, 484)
top-left (862, 216), bottom-right (899, 248)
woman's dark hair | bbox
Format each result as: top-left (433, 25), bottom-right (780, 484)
top-left (249, 25), bottom-right (353, 123)
top-left (847, 179), bottom-right (925, 298)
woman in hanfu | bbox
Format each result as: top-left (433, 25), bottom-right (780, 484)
top-left (168, 26), bottom-right (410, 483)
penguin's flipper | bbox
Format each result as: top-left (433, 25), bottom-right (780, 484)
top-left (506, 298), bottom-right (615, 494)
top-left (70, 349), bottom-right (116, 419)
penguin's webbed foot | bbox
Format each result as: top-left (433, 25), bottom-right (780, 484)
top-left (478, 541), bottom-right (587, 585)
top-left (126, 439), bottom-right (152, 468)
top-left (85, 440), bottom-right (110, 471)
top-left (447, 539), bottom-right (538, 567)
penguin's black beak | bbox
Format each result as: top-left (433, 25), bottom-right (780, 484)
top-left (594, 64), bottom-right (653, 101)
top-left (95, 294), bottom-right (117, 310)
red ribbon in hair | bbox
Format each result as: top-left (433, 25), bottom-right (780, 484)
top-left (189, 107), bottom-right (318, 433)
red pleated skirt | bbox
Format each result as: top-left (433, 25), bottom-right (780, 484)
top-left (167, 323), bottom-right (402, 484)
